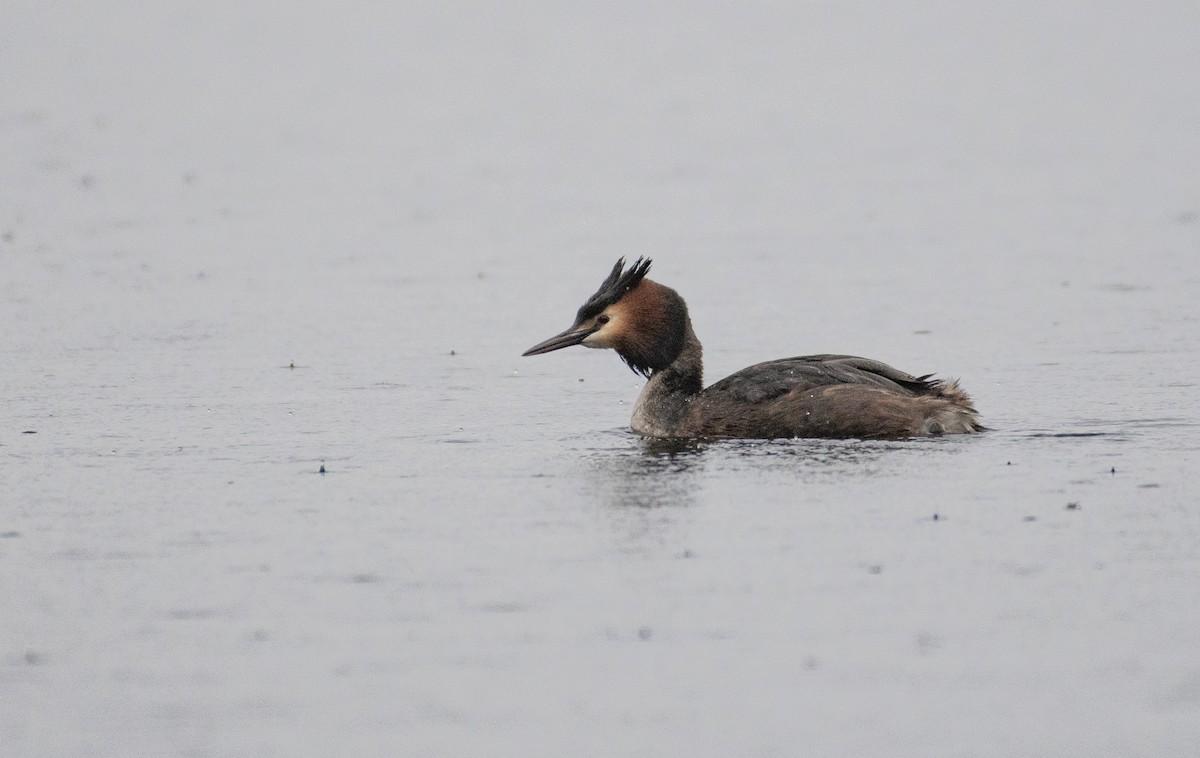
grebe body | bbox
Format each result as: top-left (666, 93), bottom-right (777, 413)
top-left (523, 258), bottom-right (982, 440)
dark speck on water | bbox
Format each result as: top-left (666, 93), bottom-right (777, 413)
top-left (22, 430), bottom-right (36, 434)
top-left (318, 462), bottom-right (326, 474)
top-left (1066, 502), bottom-right (1080, 510)
top-left (638, 627), bottom-right (653, 640)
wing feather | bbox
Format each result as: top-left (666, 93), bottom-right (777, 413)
top-left (703, 354), bottom-right (937, 404)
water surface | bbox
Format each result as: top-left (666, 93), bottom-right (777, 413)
top-left (3, 2), bottom-right (1200, 756)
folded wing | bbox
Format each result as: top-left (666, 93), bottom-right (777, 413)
top-left (704, 354), bottom-right (937, 404)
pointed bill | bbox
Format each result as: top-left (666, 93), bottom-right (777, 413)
top-left (522, 323), bottom-right (598, 356)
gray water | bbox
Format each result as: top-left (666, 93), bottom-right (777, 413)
top-left (3, 2), bottom-right (1200, 756)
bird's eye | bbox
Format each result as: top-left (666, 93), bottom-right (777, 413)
top-left (596, 314), bottom-right (610, 325)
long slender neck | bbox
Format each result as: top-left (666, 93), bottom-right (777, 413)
top-left (630, 320), bottom-right (703, 436)
top-left (649, 324), bottom-right (703, 396)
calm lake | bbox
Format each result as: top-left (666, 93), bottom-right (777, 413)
top-left (3, 2), bottom-right (1199, 756)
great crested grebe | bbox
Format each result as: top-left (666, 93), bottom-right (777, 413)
top-left (522, 258), bottom-right (982, 439)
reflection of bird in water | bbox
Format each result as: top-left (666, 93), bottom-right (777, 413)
top-left (524, 258), bottom-right (982, 440)
top-left (584, 444), bottom-right (706, 513)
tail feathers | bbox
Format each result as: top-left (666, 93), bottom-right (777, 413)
top-left (922, 378), bottom-right (984, 435)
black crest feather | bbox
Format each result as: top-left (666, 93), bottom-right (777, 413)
top-left (576, 257), bottom-right (652, 322)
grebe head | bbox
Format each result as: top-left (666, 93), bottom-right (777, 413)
top-left (522, 257), bottom-right (690, 377)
